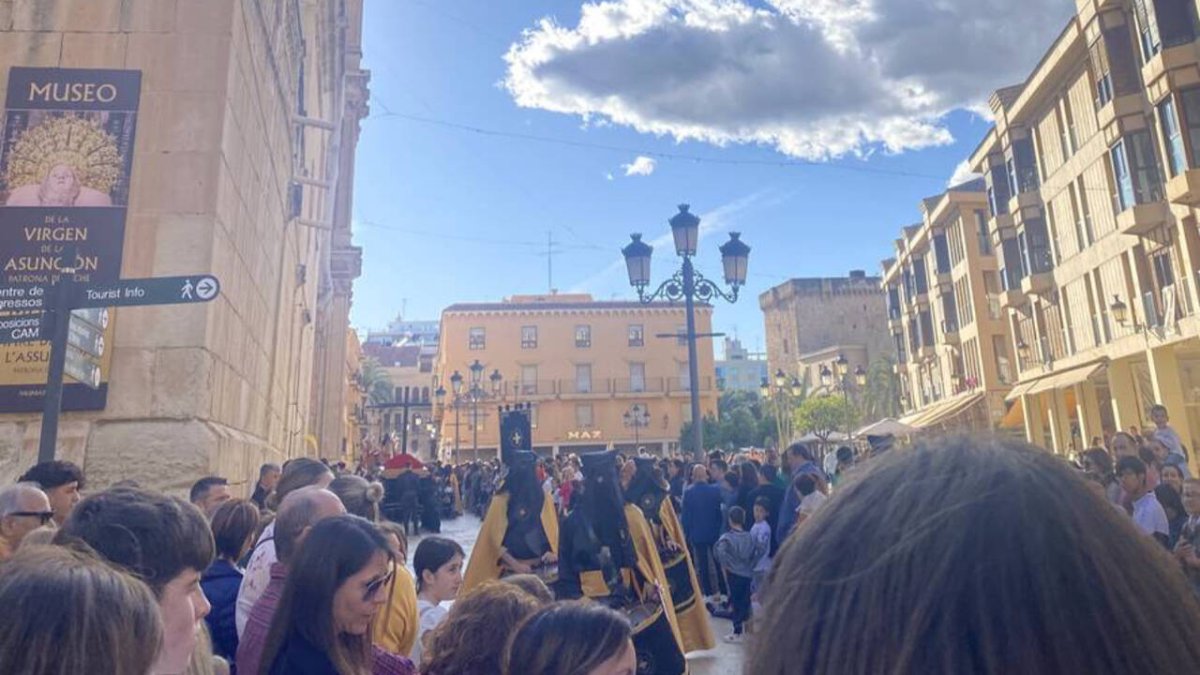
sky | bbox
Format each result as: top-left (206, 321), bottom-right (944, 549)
top-left (349, 0), bottom-right (1076, 357)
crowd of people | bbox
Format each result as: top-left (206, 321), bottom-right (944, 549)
top-left (2, 402), bottom-right (1200, 673)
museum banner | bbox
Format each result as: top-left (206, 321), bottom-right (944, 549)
top-left (0, 67), bottom-right (141, 412)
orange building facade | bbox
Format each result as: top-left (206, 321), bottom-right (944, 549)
top-left (434, 294), bottom-right (718, 461)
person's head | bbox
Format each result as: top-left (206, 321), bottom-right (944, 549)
top-left (1116, 455), bottom-right (1149, 495)
top-left (669, 458), bottom-right (684, 477)
top-left (1162, 464), bottom-right (1186, 495)
top-left (751, 435), bottom-right (1200, 674)
top-left (413, 535), bottom-right (465, 602)
top-left (0, 482), bottom-right (52, 552)
top-left (274, 487), bottom-right (347, 566)
top-left (210, 499), bottom-right (260, 563)
top-left (794, 473), bottom-right (817, 497)
top-left (258, 463), bottom-right (281, 491)
top-left (1151, 404), bottom-right (1170, 428)
top-left (265, 458), bottom-right (334, 511)
top-left (728, 505), bottom-right (746, 530)
top-left (690, 464), bottom-right (709, 484)
top-left (754, 496), bottom-right (770, 523)
top-left (760, 463), bottom-right (779, 484)
top-left (1156, 484), bottom-right (1186, 521)
top-left (709, 458), bottom-right (728, 481)
top-left (18, 460), bottom-right (84, 525)
top-left (54, 487), bottom-right (214, 675)
top-left (836, 446), bottom-right (855, 468)
top-left (329, 475), bottom-right (384, 522)
top-left (1183, 479), bottom-right (1200, 518)
top-left (189, 477), bottom-right (231, 519)
top-left (260, 516), bottom-right (394, 675)
top-left (376, 520), bottom-right (408, 564)
top-left (422, 581), bottom-right (542, 675)
top-left (504, 601), bottom-right (635, 675)
top-left (1111, 432), bottom-right (1140, 459)
top-left (500, 574), bottom-right (554, 604)
top-left (786, 442), bottom-right (815, 470)
top-left (765, 447), bottom-right (781, 467)
top-left (0, 545), bottom-right (163, 675)
top-left (1080, 448), bottom-right (1113, 479)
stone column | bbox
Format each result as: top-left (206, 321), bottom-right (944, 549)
top-left (1045, 387), bottom-right (1073, 455)
top-left (1074, 381), bottom-right (1104, 447)
top-left (1147, 344), bottom-right (1195, 450)
top-left (1107, 357), bottom-right (1142, 432)
top-left (1021, 392), bottom-right (1047, 449)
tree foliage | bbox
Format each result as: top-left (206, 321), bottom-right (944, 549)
top-left (359, 357), bottom-right (394, 405)
top-left (794, 395), bottom-right (858, 442)
top-left (862, 356), bottom-right (902, 421)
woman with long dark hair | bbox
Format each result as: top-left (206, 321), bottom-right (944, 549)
top-left (504, 602), bottom-right (635, 675)
top-left (258, 516), bottom-right (412, 675)
top-left (751, 436), bottom-right (1200, 674)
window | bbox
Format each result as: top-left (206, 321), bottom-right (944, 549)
top-left (975, 210), bottom-right (991, 255)
top-left (912, 259), bottom-right (928, 294)
top-left (575, 363), bottom-right (592, 393)
top-left (933, 233), bottom-right (951, 274)
top-left (1062, 98), bottom-right (1078, 158)
top-left (629, 362), bottom-right (646, 392)
top-left (520, 365), bottom-right (538, 395)
top-left (1181, 87), bottom-right (1200, 168)
top-left (575, 325), bottom-right (591, 348)
top-left (575, 403), bottom-right (593, 428)
top-left (1161, 96), bottom-right (1187, 177)
top-left (1134, 0), bottom-right (1162, 61)
top-left (678, 361), bottom-right (691, 389)
top-left (675, 325), bottom-right (687, 346)
top-left (468, 327), bottom-right (485, 350)
top-left (521, 325), bottom-right (538, 349)
top-left (1007, 138), bottom-right (1039, 194)
top-left (1090, 37), bottom-right (1113, 107)
top-left (1018, 219), bottom-right (1054, 276)
top-left (628, 324), bottom-right (644, 347)
top-left (1111, 130), bottom-right (1164, 211)
top-left (987, 165), bottom-right (1011, 216)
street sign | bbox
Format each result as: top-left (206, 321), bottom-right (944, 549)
top-left (73, 275), bottom-right (221, 309)
top-left (70, 307), bottom-right (110, 331)
top-left (64, 347), bottom-right (100, 390)
top-left (0, 283), bottom-right (51, 313)
top-left (67, 317), bottom-right (104, 357)
top-left (0, 313), bottom-right (47, 345)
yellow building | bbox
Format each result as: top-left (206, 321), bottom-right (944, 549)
top-left (435, 293), bottom-right (718, 460)
top-left (882, 181), bottom-right (1018, 432)
top-left (968, 0), bottom-right (1200, 464)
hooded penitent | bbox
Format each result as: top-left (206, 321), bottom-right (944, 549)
top-left (462, 407), bottom-right (558, 593)
top-left (560, 452), bottom-right (687, 675)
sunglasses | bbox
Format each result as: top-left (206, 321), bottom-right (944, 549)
top-left (364, 564), bottom-right (395, 603)
top-left (9, 511), bottom-right (54, 525)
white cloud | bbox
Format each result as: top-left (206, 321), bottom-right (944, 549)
top-left (504, 0), bottom-right (1072, 160)
top-left (622, 155), bottom-right (657, 176)
top-left (947, 159), bottom-right (981, 188)
top-left (605, 172), bottom-right (615, 181)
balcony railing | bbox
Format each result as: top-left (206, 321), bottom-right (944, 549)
top-left (667, 377), bottom-right (714, 393)
top-left (561, 378), bottom-right (611, 395)
top-left (614, 377), bottom-right (665, 394)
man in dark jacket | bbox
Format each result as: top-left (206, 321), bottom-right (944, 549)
top-left (747, 463), bottom-right (785, 555)
top-left (681, 464), bottom-right (726, 599)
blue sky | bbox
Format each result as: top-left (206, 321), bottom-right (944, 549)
top-left (348, 0), bottom-right (1072, 356)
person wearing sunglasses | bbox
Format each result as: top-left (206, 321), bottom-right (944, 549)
top-left (0, 482), bottom-right (53, 561)
top-left (259, 514), bottom-right (414, 675)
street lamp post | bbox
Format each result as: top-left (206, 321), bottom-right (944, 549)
top-left (622, 205), bottom-right (750, 461)
top-left (623, 403), bottom-right (652, 448)
top-left (445, 360), bottom-right (504, 462)
top-left (761, 368), bottom-right (802, 448)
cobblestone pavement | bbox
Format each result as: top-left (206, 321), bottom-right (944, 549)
top-left (407, 512), bottom-right (745, 674)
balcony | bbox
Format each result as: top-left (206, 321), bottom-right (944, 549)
top-left (1007, 190), bottom-right (1043, 217)
top-left (507, 380), bottom-right (559, 400)
top-left (998, 288), bottom-right (1025, 309)
top-left (1116, 201), bottom-right (1170, 237)
top-left (560, 378), bottom-right (612, 398)
top-left (989, 212), bottom-right (1015, 242)
top-left (916, 344), bottom-right (936, 360)
top-left (1021, 271), bottom-right (1054, 296)
top-left (1142, 43), bottom-right (1199, 91)
top-left (667, 377), bottom-right (714, 395)
top-left (934, 271), bottom-right (952, 291)
top-left (613, 377), bottom-right (665, 396)
top-left (940, 320), bottom-right (960, 344)
top-left (1166, 169), bottom-right (1200, 206)
top-left (1098, 92), bottom-right (1144, 133)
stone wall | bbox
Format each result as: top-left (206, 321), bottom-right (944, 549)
top-left (0, 0), bottom-right (364, 496)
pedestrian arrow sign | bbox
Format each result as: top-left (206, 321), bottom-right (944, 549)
top-left (73, 275), bottom-right (221, 309)
top-left (64, 347), bottom-right (101, 390)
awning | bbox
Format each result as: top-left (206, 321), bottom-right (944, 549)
top-left (898, 391), bottom-right (985, 431)
top-left (854, 418), bottom-right (917, 437)
top-left (1004, 362), bottom-right (1106, 401)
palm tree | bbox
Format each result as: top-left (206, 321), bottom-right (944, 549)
top-left (863, 356), bottom-right (902, 420)
top-left (358, 357), bottom-right (394, 405)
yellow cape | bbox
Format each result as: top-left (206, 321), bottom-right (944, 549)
top-left (658, 499), bottom-right (716, 652)
top-left (462, 492), bottom-right (559, 594)
top-left (624, 504), bottom-right (687, 659)
top-left (372, 564), bottom-right (418, 656)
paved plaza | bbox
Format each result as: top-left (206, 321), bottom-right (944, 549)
top-left (408, 513), bottom-right (746, 674)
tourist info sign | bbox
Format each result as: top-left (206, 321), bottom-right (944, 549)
top-left (0, 272), bottom-right (222, 463)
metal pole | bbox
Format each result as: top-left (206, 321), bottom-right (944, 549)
top-left (682, 256), bottom-right (704, 461)
top-left (454, 401), bottom-right (460, 463)
top-left (472, 390), bottom-right (479, 457)
top-left (400, 392), bottom-right (410, 456)
top-left (38, 268), bottom-right (74, 463)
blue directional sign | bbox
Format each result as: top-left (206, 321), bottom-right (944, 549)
top-left (73, 275), bottom-right (221, 309)
top-left (0, 312), bottom-right (47, 345)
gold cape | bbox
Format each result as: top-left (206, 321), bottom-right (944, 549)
top-left (372, 564), bottom-right (418, 656)
top-left (461, 492), bottom-right (559, 594)
top-left (624, 504), bottom-right (687, 659)
top-left (658, 499), bottom-right (716, 653)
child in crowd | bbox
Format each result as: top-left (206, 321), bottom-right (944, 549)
top-left (411, 537), bottom-right (465, 666)
top-left (714, 506), bottom-right (768, 642)
top-left (750, 497), bottom-right (773, 600)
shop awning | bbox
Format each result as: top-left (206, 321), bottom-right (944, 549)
top-left (1004, 380), bottom-right (1035, 402)
top-left (898, 391), bottom-right (985, 431)
top-left (1005, 362), bottom-right (1106, 402)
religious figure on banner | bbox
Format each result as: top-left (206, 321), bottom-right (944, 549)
top-left (3, 115), bottom-right (122, 207)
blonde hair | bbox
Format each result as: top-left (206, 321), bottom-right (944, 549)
top-left (330, 475), bottom-right (384, 522)
top-left (0, 545), bottom-right (162, 674)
